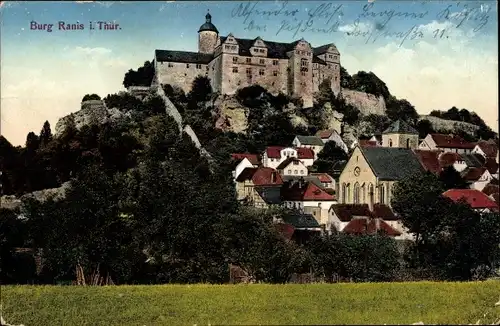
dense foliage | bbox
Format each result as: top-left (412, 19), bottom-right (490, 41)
top-left (1, 64), bottom-right (498, 286)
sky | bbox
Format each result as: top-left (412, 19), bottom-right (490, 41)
top-left (0, 0), bottom-right (498, 146)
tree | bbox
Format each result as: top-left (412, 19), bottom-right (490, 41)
top-left (439, 166), bottom-right (468, 190)
top-left (340, 66), bottom-right (354, 89)
top-left (416, 119), bottom-right (434, 139)
top-left (386, 97), bottom-right (419, 124)
top-left (123, 61), bottom-right (155, 88)
top-left (362, 114), bottom-right (391, 135)
top-left (310, 141), bottom-right (348, 176)
top-left (82, 94), bottom-right (101, 102)
top-left (39, 120), bottom-right (53, 148)
top-left (350, 71), bottom-right (391, 100)
top-left (188, 76), bottom-right (212, 103)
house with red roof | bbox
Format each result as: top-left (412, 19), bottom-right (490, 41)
top-left (412, 150), bottom-right (443, 175)
top-left (328, 203), bottom-right (371, 232)
top-left (262, 146), bottom-right (315, 170)
top-left (461, 167), bottom-right (494, 191)
top-left (231, 153), bottom-right (260, 179)
top-left (281, 179), bottom-right (337, 226)
top-left (419, 133), bottom-right (475, 154)
top-left (309, 173), bottom-right (336, 190)
top-left (342, 217), bottom-right (401, 238)
top-left (472, 140), bottom-right (499, 160)
top-left (292, 135), bottom-right (325, 159)
top-left (443, 189), bottom-right (499, 213)
top-left (276, 157), bottom-right (308, 177)
top-left (235, 167), bottom-right (283, 208)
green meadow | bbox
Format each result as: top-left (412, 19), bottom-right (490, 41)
top-left (2, 282), bottom-right (500, 325)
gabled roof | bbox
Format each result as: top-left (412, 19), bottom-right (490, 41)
top-left (235, 167), bottom-right (283, 186)
top-left (429, 133), bottom-right (475, 149)
top-left (382, 119), bottom-right (418, 135)
top-left (482, 182), bottom-right (499, 196)
top-left (282, 175), bottom-right (324, 189)
top-left (313, 43), bottom-right (339, 55)
top-left (265, 146), bottom-right (314, 159)
top-left (413, 150), bottom-right (442, 174)
top-left (309, 173), bottom-right (334, 183)
top-left (358, 140), bottom-right (380, 148)
top-left (342, 218), bottom-right (401, 236)
top-left (330, 204), bottom-right (371, 222)
top-left (281, 213), bottom-right (320, 229)
top-left (295, 135), bottom-right (324, 146)
top-left (231, 153), bottom-right (260, 165)
top-left (438, 152), bottom-right (462, 167)
top-left (443, 189), bottom-right (498, 209)
top-left (461, 167), bottom-right (488, 182)
top-left (276, 157), bottom-right (303, 170)
top-left (372, 204), bottom-right (398, 220)
top-left (360, 147), bottom-right (424, 181)
top-left (316, 129), bottom-right (335, 139)
top-left (460, 153), bottom-right (485, 168)
top-left (155, 50), bottom-right (213, 64)
top-left (281, 181), bottom-right (335, 201)
top-left (475, 140), bottom-right (498, 158)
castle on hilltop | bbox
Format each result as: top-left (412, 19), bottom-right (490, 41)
top-left (152, 11), bottom-right (342, 107)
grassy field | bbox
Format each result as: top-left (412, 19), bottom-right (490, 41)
top-left (1, 282), bottom-right (500, 325)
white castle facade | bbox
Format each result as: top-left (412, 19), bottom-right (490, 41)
top-left (152, 12), bottom-right (342, 107)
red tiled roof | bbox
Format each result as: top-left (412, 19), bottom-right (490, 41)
top-left (443, 189), bottom-right (499, 209)
top-left (282, 181), bottom-right (335, 201)
top-left (235, 167), bottom-right (283, 186)
top-left (316, 130), bottom-right (334, 138)
top-left (343, 218), bottom-right (401, 236)
top-left (330, 204), bottom-right (371, 222)
top-left (461, 167), bottom-right (487, 182)
top-left (265, 146), bottom-right (315, 159)
top-left (359, 139), bottom-right (379, 148)
top-left (231, 153), bottom-right (260, 165)
top-left (475, 141), bottom-right (499, 158)
top-left (372, 204), bottom-right (398, 220)
top-left (430, 133), bottom-right (475, 149)
top-left (438, 152), bottom-right (461, 167)
top-left (310, 173), bottom-right (334, 183)
top-left (413, 150), bottom-right (442, 174)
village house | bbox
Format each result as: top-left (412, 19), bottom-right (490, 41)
top-left (152, 12), bottom-right (342, 108)
top-left (262, 146), bottom-right (315, 169)
top-left (292, 135), bottom-right (324, 159)
top-left (472, 140), bottom-right (499, 160)
top-left (443, 189), bottom-right (498, 213)
top-left (274, 213), bottom-right (322, 243)
top-left (342, 217), bottom-right (401, 238)
top-left (328, 203), bottom-right (372, 232)
top-left (381, 119), bottom-right (419, 149)
top-left (418, 133), bottom-right (475, 154)
top-left (315, 129), bottom-right (349, 153)
top-left (412, 150), bottom-right (443, 175)
top-left (235, 167), bottom-right (283, 208)
top-left (309, 173), bottom-right (336, 191)
top-left (231, 153), bottom-right (260, 179)
top-left (281, 180), bottom-right (337, 226)
top-left (276, 157), bottom-right (308, 177)
top-left (338, 146), bottom-right (424, 208)
top-left (461, 167), bottom-right (494, 191)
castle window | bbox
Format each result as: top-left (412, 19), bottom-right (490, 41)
top-left (231, 46), bottom-right (237, 50)
top-left (273, 71), bottom-right (278, 76)
top-left (259, 69), bottom-right (265, 76)
top-left (246, 68), bottom-right (252, 75)
top-left (232, 67), bottom-right (238, 73)
top-left (186, 64), bottom-right (190, 68)
top-left (168, 63), bottom-right (173, 67)
top-left (259, 59), bottom-right (265, 64)
top-left (259, 49), bottom-right (265, 53)
top-left (328, 64), bottom-right (331, 69)
top-left (334, 55), bottom-right (338, 60)
top-left (301, 59), bottom-right (308, 67)
top-left (301, 71), bottom-right (306, 76)
top-left (334, 76), bottom-right (338, 81)
top-left (313, 74), bottom-right (315, 77)
top-left (301, 67), bottom-right (308, 72)
top-left (206, 66), bottom-right (209, 71)
top-left (246, 58), bottom-right (251, 63)
top-left (225, 45), bottom-right (230, 50)
top-left (273, 60), bottom-right (278, 65)
top-left (233, 57), bottom-right (238, 63)
top-left (328, 54), bottom-right (333, 59)
top-left (196, 64), bottom-right (202, 69)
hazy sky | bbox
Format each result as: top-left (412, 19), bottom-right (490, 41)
top-left (1, 0), bottom-right (498, 146)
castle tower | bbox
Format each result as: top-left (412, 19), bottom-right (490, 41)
top-left (198, 11), bottom-right (219, 54)
top-left (381, 119), bottom-right (419, 149)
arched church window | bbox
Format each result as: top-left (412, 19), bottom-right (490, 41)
top-left (353, 182), bottom-right (360, 204)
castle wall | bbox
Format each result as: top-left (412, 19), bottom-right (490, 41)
top-left (341, 88), bottom-right (386, 116)
top-left (199, 31), bottom-right (218, 54)
top-left (156, 61), bottom-right (208, 94)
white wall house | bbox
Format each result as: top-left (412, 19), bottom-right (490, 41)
top-left (262, 146), bottom-right (315, 169)
top-left (232, 157), bottom-right (256, 180)
top-left (452, 156), bottom-right (468, 172)
top-left (468, 169), bottom-right (494, 191)
top-left (276, 158), bottom-right (308, 177)
top-left (419, 133), bottom-right (475, 154)
top-left (316, 130), bottom-right (349, 153)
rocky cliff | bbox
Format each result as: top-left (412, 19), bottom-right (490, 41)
top-left (1, 182), bottom-right (71, 211)
top-left (419, 115), bottom-right (479, 135)
top-left (213, 95), bottom-right (249, 134)
top-left (340, 88), bottom-right (386, 116)
top-left (54, 99), bottom-right (132, 136)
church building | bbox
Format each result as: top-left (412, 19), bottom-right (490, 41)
top-left (152, 11), bottom-right (342, 107)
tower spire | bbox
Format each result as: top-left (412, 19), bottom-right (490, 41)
top-left (206, 9), bottom-right (211, 22)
